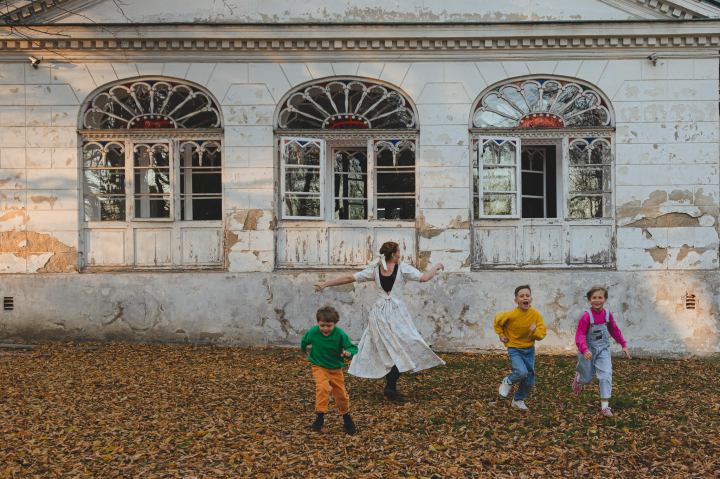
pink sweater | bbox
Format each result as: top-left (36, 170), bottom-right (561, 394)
top-left (575, 308), bottom-right (627, 354)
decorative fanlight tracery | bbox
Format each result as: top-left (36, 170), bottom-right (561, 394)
top-left (82, 80), bottom-right (221, 130)
top-left (472, 79), bottom-right (612, 129)
top-left (277, 79), bottom-right (416, 130)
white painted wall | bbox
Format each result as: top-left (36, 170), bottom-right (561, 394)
top-left (54, 0), bottom-right (641, 24)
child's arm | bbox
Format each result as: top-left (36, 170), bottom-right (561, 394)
top-left (340, 332), bottom-right (358, 358)
top-left (531, 313), bottom-right (547, 341)
top-left (493, 312), bottom-right (508, 343)
top-left (607, 313), bottom-right (631, 359)
top-left (300, 330), bottom-right (311, 353)
top-left (575, 312), bottom-right (591, 359)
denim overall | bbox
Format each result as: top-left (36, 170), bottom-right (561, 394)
top-left (576, 309), bottom-right (613, 399)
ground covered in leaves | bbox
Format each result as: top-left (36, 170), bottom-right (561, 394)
top-left (0, 344), bottom-right (718, 478)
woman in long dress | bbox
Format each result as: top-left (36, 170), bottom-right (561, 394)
top-left (314, 241), bottom-right (445, 401)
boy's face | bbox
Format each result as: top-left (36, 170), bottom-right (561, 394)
top-left (514, 289), bottom-right (532, 310)
top-left (589, 291), bottom-right (607, 310)
top-left (318, 319), bottom-right (336, 336)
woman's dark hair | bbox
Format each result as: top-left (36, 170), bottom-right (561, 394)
top-left (379, 241), bottom-right (399, 262)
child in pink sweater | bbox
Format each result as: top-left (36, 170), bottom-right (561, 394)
top-left (572, 286), bottom-right (631, 417)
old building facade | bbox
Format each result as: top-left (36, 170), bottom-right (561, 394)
top-left (1, 0), bottom-right (719, 355)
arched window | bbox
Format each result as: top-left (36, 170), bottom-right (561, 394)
top-left (79, 78), bottom-right (223, 269)
top-left (277, 78), bottom-right (417, 222)
top-left (275, 78), bottom-right (418, 268)
top-left (470, 77), bottom-right (615, 268)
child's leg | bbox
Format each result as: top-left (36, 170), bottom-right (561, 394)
top-left (514, 348), bottom-right (535, 401)
top-left (594, 349), bottom-right (613, 402)
top-left (311, 366), bottom-right (332, 413)
top-left (506, 348), bottom-right (529, 386)
top-left (327, 369), bottom-right (350, 415)
top-left (576, 353), bottom-right (594, 384)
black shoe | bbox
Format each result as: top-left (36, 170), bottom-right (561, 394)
top-left (310, 412), bottom-right (324, 432)
top-left (383, 387), bottom-right (404, 403)
top-left (342, 413), bottom-right (357, 435)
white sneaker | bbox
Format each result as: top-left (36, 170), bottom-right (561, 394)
top-left (498, 377), bottom-right (512, 398)
top-left (511, 399), bottom-right (529, 411)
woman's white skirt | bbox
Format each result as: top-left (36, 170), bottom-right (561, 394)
top-left (348, 298), bottom-right (445, 378)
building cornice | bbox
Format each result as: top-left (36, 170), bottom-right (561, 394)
top-left (1, 22), bottom-right (719, 61)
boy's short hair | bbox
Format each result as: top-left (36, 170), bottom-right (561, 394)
top-left (514, 284), bottom-right (531, 297)
top-left (586, 285), bottom-right (609, 300)
top-left (316, 305), bottom-right (340, 324)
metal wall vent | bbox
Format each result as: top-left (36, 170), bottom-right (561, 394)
top-left (684, 293), bottom-right (697, 310)
top-left (3, 297), bottom-right (13, 311)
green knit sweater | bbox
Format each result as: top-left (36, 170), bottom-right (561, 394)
top-left (300, 325), bottom-right (358, 369)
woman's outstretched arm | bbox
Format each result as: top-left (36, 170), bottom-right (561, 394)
top-left (314, 274), bottom-right (356, 292)
top-left (419, 263), bottom-right (444, 282)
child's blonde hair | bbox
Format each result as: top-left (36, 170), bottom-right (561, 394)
top-left (586, 285), bottom-right (609, 300)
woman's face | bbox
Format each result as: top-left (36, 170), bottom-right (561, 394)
top-left (391, 250), bottom-right (401, 262)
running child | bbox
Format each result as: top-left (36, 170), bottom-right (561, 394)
top-left (300, 305), bottom-right (358, 434)
top-left (572, 286), bottom-right (631, 417)
top-left (494, 284), bottom-right (547, 411)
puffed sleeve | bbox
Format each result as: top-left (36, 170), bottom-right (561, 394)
top-left (400, 262), bottom-right (423, 282)
top-left (353, 263), bottom-right (377, 283)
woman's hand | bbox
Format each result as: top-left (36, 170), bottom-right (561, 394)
top-left (583, 351), bottom-right (592, 360)
top-left (314, 282), bottom-right (325, 292)
top-left (621, 347), bottom-right (631, 359)
top-left (434, 263), bottom-right (445, 272)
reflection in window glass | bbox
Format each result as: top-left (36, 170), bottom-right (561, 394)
top-left (333, 149), bottom-right (367, 220)
top-left (83, 142), bottom-right (126, 221)
top-left (375, 140), bottom-right (415, 220)
top-left (179, 142), bottom-right (222, 221)
top-left (567, 139), bottom-right (611, 219)
top-left (133, 144), bottom-right (171, 219)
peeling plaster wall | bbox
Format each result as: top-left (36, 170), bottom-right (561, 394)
top-left (56, 0), bottom-right (639, 24)
top-left (0, 271), bottom-right (718, 356)
top-left (1, 57), bottom-right (719, 274)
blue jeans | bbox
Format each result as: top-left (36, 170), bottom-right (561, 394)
top-left (506, 346), bottom-right (535, 401)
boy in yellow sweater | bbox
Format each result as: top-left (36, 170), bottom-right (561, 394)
top-left (494, 284), bottom-right (547, 411)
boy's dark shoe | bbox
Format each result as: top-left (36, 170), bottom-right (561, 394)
top-left (310, 412), bottom-right (324, 431)
top-left (342, 413), bottom-right (357, 435)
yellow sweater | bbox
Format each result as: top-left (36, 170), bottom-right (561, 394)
top-left (493, 307), bottom-right (547, 349)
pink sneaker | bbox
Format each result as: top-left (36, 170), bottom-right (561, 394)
top-left (601, 407), bottom-right (613, 418)
top-left (571, 372), bottom-right (582, 396)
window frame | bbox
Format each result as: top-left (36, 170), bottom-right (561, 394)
top-left (473, 136), bottom-right (522, 220)
top-left (276, 131), bottom-right (418, 224)
top-left (82, 131), bottom-right (224, 226)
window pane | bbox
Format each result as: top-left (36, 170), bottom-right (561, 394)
top-left (522, 172), bottom-right (544, 197)
top-left (569, 167), bottom-right (610, 193)
top-left (285, 168), bottom-right (320, 193)
top-left (483, 194), bottom-right (515, 216)
top-left (134, 144), bottom-right (169, 167)
top-left (522, 197), bottom-right (544, 218)
top-left (590, 142), bottom-right (611, 165)
top-left (84, 170), bottom-right (125, 196)
top-left (334, 150), bottom-right (366, 173)
top-left (334, 199), bottom-right (367, 220)
top-left (84, 197), bottom-right (125, 221)
top-left (482, 141), bottom-right (517, 165)
top-left (284, 195), bottom-right (320, 217)
top-left (482, 166), bottom-right (515, 192)
top-left (134, 168), bottom-right (171, 194)
top-left (377, 198), bottom-right (415, 220)
top-left (377, 171), bottom-right (415, 194)
top-left (568, 196), bottom-right (603, 219)
top-left (284, 141), bottom-right (320, 166)
top-left (189, 198), bottom-right (222, 221)
top-left (134, 197), bottom-right (170, 218)
top-left (376, 149), bottom-right (394, 167)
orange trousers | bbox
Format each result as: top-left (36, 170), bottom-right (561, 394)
top-left (311, 365), bottom-right (350, 414)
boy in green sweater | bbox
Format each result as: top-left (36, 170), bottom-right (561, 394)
top-left (301, 305), bottom-right (358, 435)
